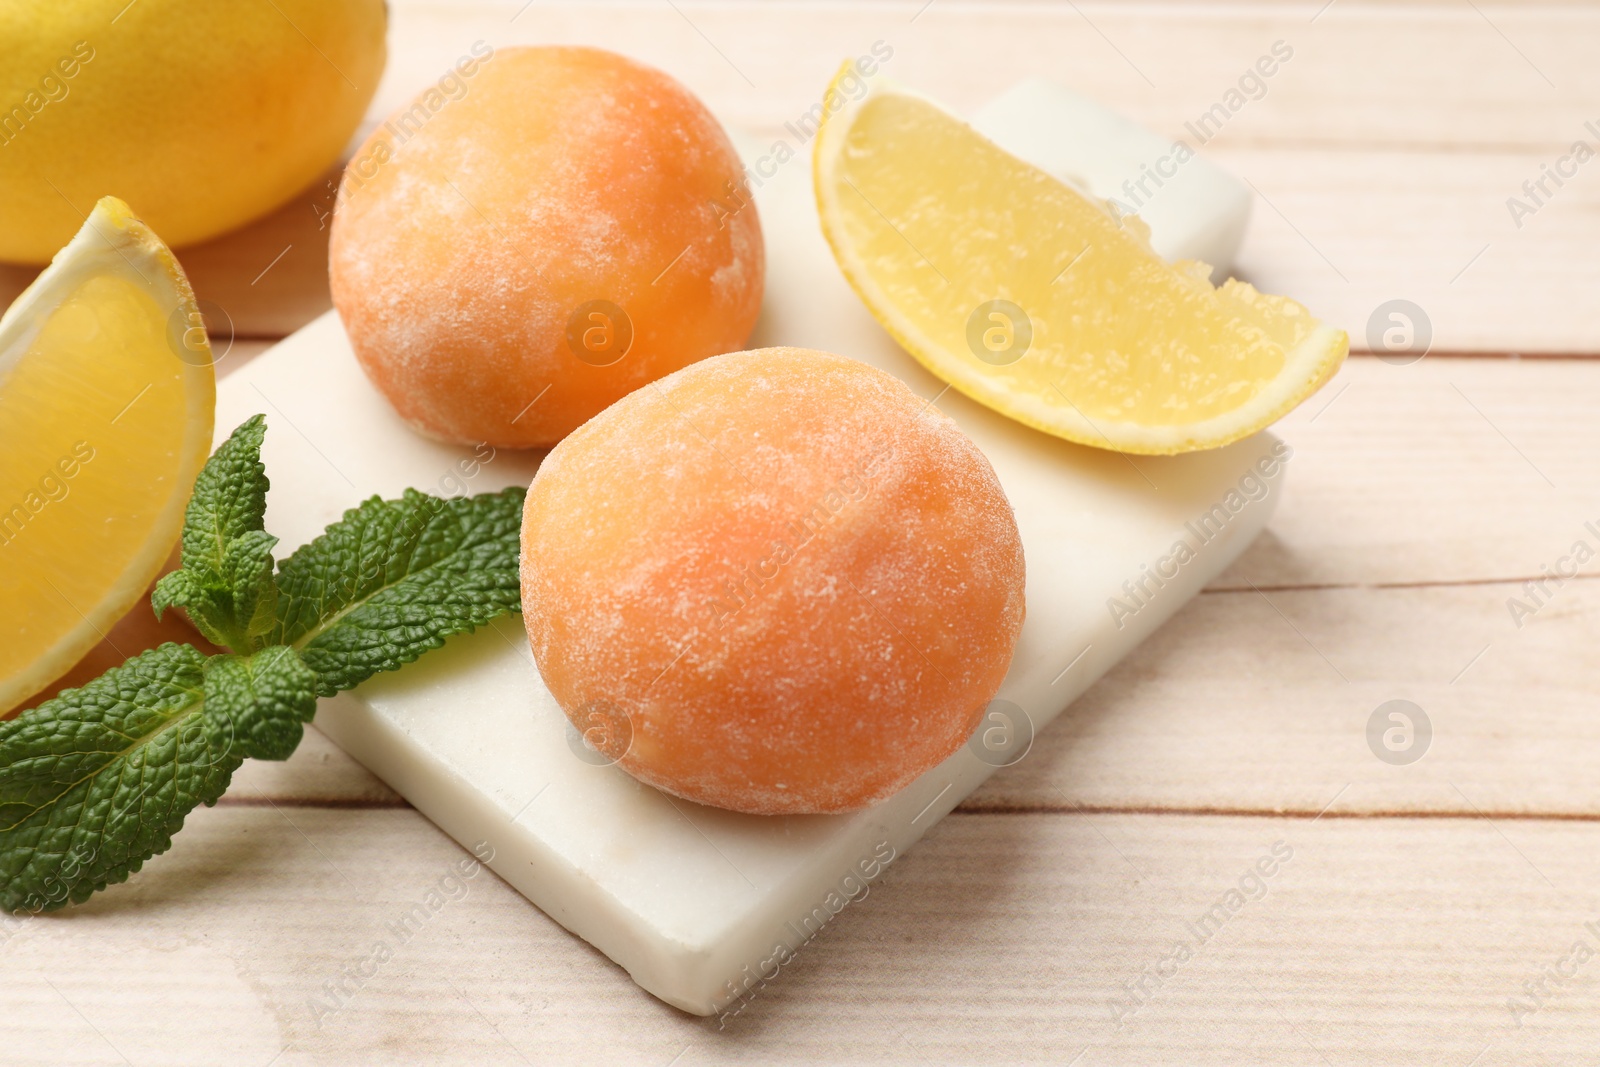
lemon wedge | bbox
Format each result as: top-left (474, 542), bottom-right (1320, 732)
top-left (0, 197), bottom-right (215, 714)
top-left (813, 65), bottom-right (1348, 455)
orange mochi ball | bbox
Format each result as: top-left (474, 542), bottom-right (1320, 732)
top-left (329, 46), bottom-right (763, 448)
top-left (520, 347), bottom-right (1026, 815)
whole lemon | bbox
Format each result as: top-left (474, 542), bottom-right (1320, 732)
top-left (0, 0), bottom-right (386, 263)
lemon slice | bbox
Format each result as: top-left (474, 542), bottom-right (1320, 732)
top-left (0, 197), bottom-right (215, 714)
top-left (813, 65), bottom-right (1348, 455)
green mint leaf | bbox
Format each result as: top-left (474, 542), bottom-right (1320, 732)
top-left (220, 529), bottom-right (280, 641)
top-left (151, 569), bottom-right (204, 628)
top-left (154, 415), bottom-right (276, 652)
top-left (270, 487), bottom-right (525, 694)
top-left (182, 413), bottom-right (269, 571)
top-left (158, 535), bottom-right (280, 652)
top-left (0, 644), bottom-right (240, 914)
top-left (4, 429), bottom-right (523, 914)
top-left (203, 647), bottom-right (318, 762)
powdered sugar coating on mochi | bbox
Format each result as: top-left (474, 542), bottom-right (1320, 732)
top-left (520, 347), bottom-right (1026, 815)
top-left (330, 46), bottom-right (764, 449)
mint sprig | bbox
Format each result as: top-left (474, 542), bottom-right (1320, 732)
top-left (271, 488), bottom-right (524, 695)
top-left (153, 413), bottom-right (278, 652)
top-left (0, 417), bottom-right (525, 913)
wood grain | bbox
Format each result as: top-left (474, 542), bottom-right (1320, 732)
top-left (6, 5), bottom-right (1599, 1062)
top-left (4, 805), bottom-right (1598, 1066)
top-left (8, 5), bottom-right (1594, 351)
top-left (380, 2), bottom-right (1600, 152)
top-left (964, 579), bottom-right (1600, 817)
top-left (1220, 355), bottom-right (1600, 588)
top-left (1216, 147), bottom-right (1600, 355)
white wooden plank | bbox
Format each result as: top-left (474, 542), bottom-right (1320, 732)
top-left (5, 805), bottom-right (1598, 1065)
top-left (1220, 356), bottom-right (1600, 587)
top-left (382, 2), bottom-right (1600, 152)
top-left (1217, 147), bottom-right (1600, 354)
top-left (226, 726), bottom-right (402, 808)
top-left (966, 580), bottom-right (1600, 816)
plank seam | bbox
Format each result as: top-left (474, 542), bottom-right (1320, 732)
top-left (952, 803), bottom-right (1600, 821)
top-left (214, 795), bottom-right (1600, 823)
top-left (1203, 572), bottom-right (1600, 595)
top-left (216, 796), bottom-right (407, 809)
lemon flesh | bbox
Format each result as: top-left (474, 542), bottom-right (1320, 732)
top-left (0, 197), bottom-right (214, 714)
top-left (814, 66), bottom-right (1348, 455)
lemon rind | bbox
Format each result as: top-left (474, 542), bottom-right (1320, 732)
top-left (812, 63), bottom-right (1349, 456)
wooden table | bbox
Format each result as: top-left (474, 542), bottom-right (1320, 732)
top-left (7, 2), bottom-right (1600, 1063)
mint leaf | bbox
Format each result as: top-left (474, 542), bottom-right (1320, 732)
top-left (220, 529), bottom-right (280, 641)
top-left (0, 644), bottom-right (240, 914)
top-left (151, 566), bottom-right (239, 650)
top-left (270, 487), bottom-right (525, 694)
top-left (203, 647), bottom-right (318, 762)
top-left (183, 413), bottom-right (269, 567)
top-left (150, 568), bottom-right (203, 627)
top-left (153, 415), bottom-right (278, 651)
top-left (2, 414), bottom-right (528, 916)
